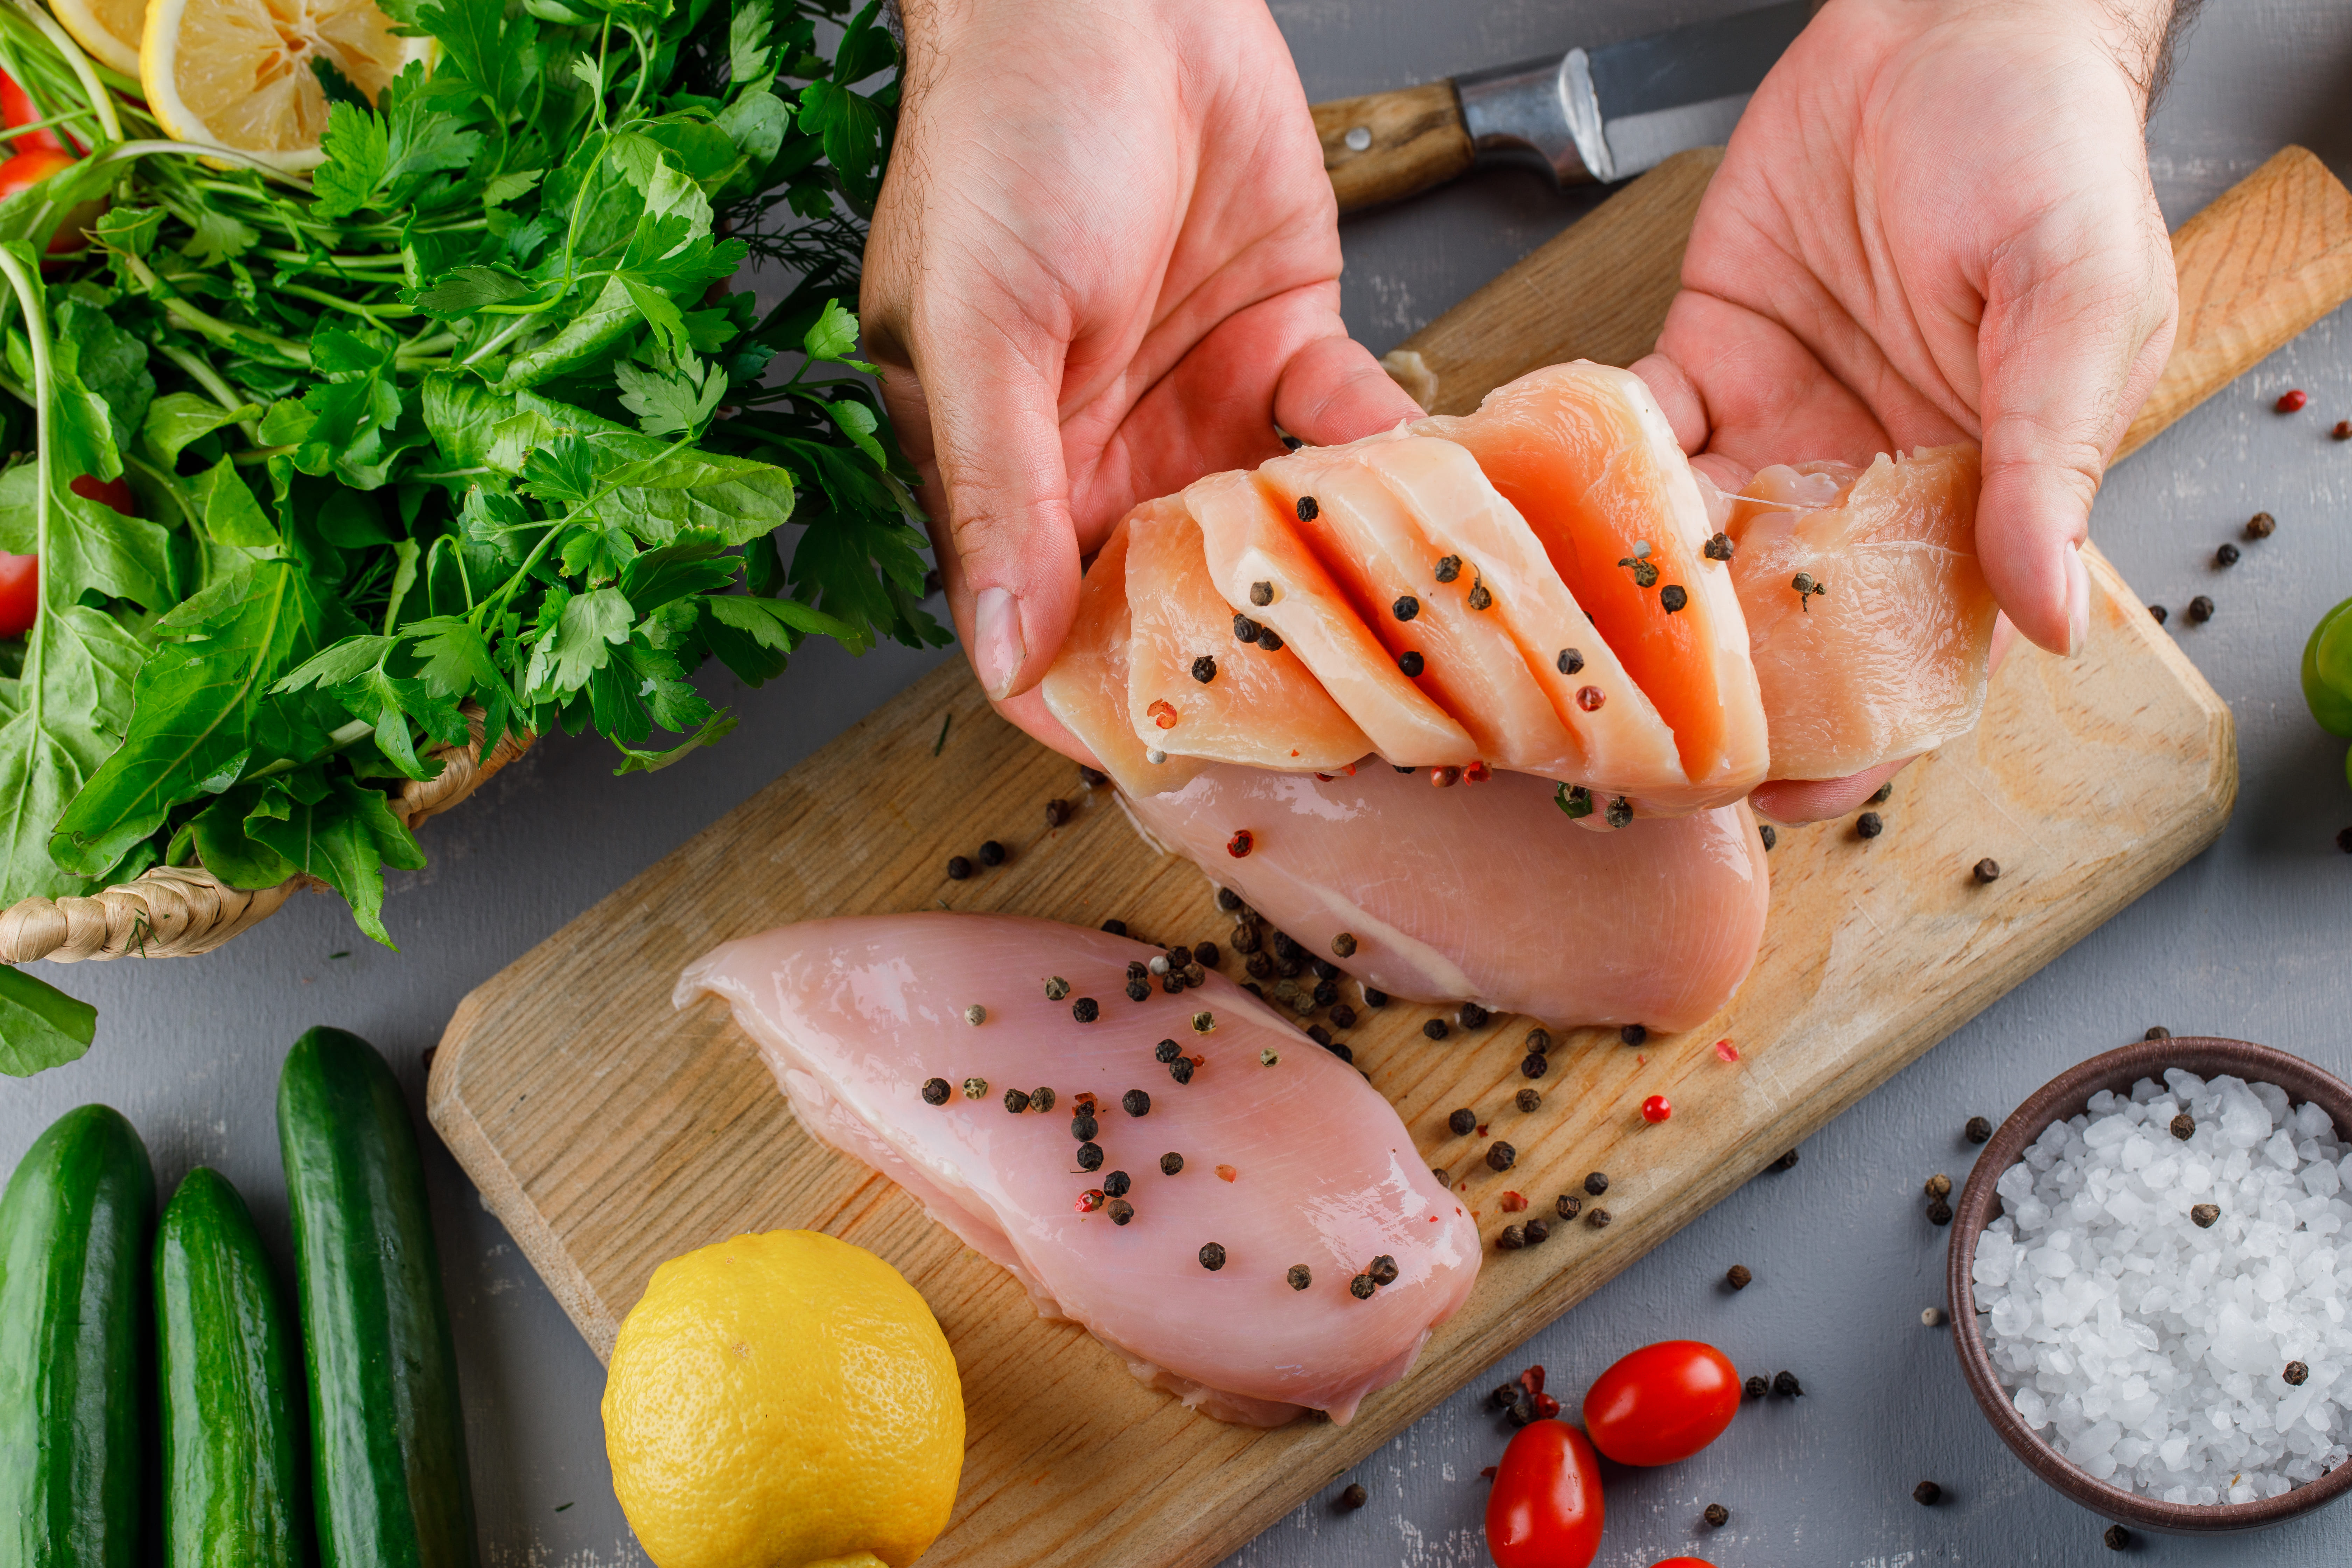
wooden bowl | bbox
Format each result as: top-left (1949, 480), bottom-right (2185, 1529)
top-left (1948, 1036), bottom-right (2352, 1534)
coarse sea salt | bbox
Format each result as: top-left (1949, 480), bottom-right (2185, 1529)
top-left (1974, 1072), bottom-right (2352, 1506)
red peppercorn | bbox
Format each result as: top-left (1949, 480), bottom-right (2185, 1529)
top-left (1463, 760), bottom-right (1491, 783)
top-left (2276, 389), bottom-right (2309, 413)
top-left (1227, 829), bottom-right (1253, 858)
top-left (1430, 765), bottom-right (1461, 788)
top-left (1576, 685), bottom-right (1605, 711)
top-left (2335, 420), bottom-right (2352, 441)
top-left (1642, 1094), bottom-right (1672, 1124)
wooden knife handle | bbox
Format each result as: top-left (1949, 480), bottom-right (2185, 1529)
top-left (1313, 81), bottom-right (1472, 215)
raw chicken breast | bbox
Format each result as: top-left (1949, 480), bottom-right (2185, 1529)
top-left (1038, 514), bottom-right (1205, 799)
top-left (1421, 362), bottom-right (1769, 804)
top-left (1255, 438), bottom-right (1583, 776)
top-left (1121, 764), bottom-right (1769, 1031)
top-left (1124, 499), bottom-right (1372, 774)
top-left (677, 915), bottom-right (1481, 1426)
top-left (1728, 447), bottom-right (1993, 779)
top-left (1186, 468), bottom-right (1476, 766)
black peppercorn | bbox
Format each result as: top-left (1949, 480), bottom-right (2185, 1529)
top-left (1556, 1194), bottom-right (1582, 1221)
top-left (1771, 1149), bottom-right (1800, 1171)
top-left (979, 840), bottom-right (1009, 869)
top-left (1584, 1171), bottom-right (1609, 1196)
top-left (2171, 1113), bottom-right (2195, 1140)
top-left (1232, 612), bottom-right (1262, 644)
top-left (1506, 1395), bottom-right (1536, 1426)
top-left (1524, 1218), bottom-right (1550, 1244)
top-left (1727, 1264), bottom-right (1752, 1290)
top-left (1249, 580), bottom-right (1274, 607)
top-left (1363, 987), bottom-right (1389, 1008)
top-left (1620, 1024), bottom-right (1647, 1047)
top-left (1773, 1370), bottom-right (1803, 1397)
top-left (1295, 495), bottom-right (1319, 521)
top-left (1046, 798), bottom-right (1073, 827)
top-left (1744, 1375), bottom-right (1768, 1400)
top-left (1230, 922), bottom-right (1261, 954)
top-left (2216, 542), bottom-right (2241, 567)
top-left (1368, 1254), bottom-right (1398, 1285)
top-left (1071, 997), bottom-right (1099, 1023)
top-left (2186, 595), bottom-right (2214, 624)
top-left (1496, 1226), bottom-right (1526, 1252)
top-left (1106, 1198), bottom-right (1134, 1225)
top-left (1704, 532), bottom-right (1734, 562)
top-left (1350, 1272), bottom-right (1377, 1297)
top-left (1216, 887), bottom-right (1244, 912)
top-left (1392, 594), bottom-right (1420, 622)
top-left (946, 855), bottom-right (973, 880)
top-left (1191, 654), bottom-right (1218, 683)
top-left (1154, 1152), bottom-right (1184, 1181)
top-left (1927, 1199), bottom-right (1953, 1226)
top-left (1486, 1141), bottom-right (1517, 1172)
top-left (1030, 1087), bottom-right (1055, 1113)
top-left (1448, 1108), bottom-right (1476, 1136)
top-left (1126, 978), bottom-right (1150, 1001)
top-left (1759, 822), bottom-right (1777, 850)
top-left (1966, 1115), bottom-right (1993, 1143)
top-left (2105, 1525), bottom-right (2130, 1550)
top-left (2149, 603), bottom-right (2169, 624)
top-left (1660, 584), bottom-right (1688, 613)
top-left (1423, 1018), bottom-right (1451, 1041)
top-left (1258, 628), bottom-right (1285, 652)
top-left (1973, 857), bottom-right (2001, 884)
top-left (1270, 931), bottom-right (1299, 961)
top-left (1394, 649), bottom-right (1428, 679)
top-left (1326, 1041), bottom-right (1354, 1063)
top-left (1101, 918), bottom-right (1127, 936)
top-left (2247, 511), bottom-right (2277, 539)
top-left (1307, 1025), bottom-right (1333, 1047)
top-left (1519, 1054), bottom-right (1548, 1080)
top-left (1914, 1481), bottom-right (1942, 1506)
top-left (922, 1078), bottom-right (951, 1105)
top-left (1003, 1088), bottom-right (1031, 1114)
top-left (1857, 811), bottom-right (1884, 839)
top-left (1337, 1482), bottom-right (1367, 1511)
top-left (1587, 1208), bottom-right (1611, 1229)
top-left (1246, 952), bottom-right (1274, 980)
top-left (1869, 782), bottom-right (1893, 805)
top-left (2287, 1361), bottom-right (2310, 1385)
top-left (2191, 1202), bottom-right (2220, 1228)
top-left (1330, 1004), bottom-right (1358, 1029)
top-left (1704, 1503), bottom-right (1730, 1528)
top-left (1525, 1027), bottom-right (1552, 1055)
top-left (1077, 1142), bottom-right (1104, 1171)
top-left (1516, 1087), bottom-right (1542, 1113)
top-left (1169, 1056), bottom-right (1195, 1085)
top-left (1286, 1264), bottom-right (1312, 1291)
top-left (2146, 1026), bottom-right (2171, 1040)
top-left (1102, 1170), bottom-right (1131, 1198)
top-left (1152, 1039), bottom-right (1181, 1065)
top-left (1194, 942), bottom-right (1221, 967)
top-left (1432, 1167), bottom-right (1451, 1186)
top-left (1122, 1088), bottom-right (1150, 1117)
top-left (1458, 1002), bottom-right (1489, 1029)
top-left (1313, 980), bottom-right (1339, 1007)
top-left (1078, 765), bottom-right (1109, 788)
top-left (1071, 1113), bottom-right (1099, 1141)
top-left (1199, 1242), bottom-right (1226, 1271)
top-left (1556, 648), bottom-right (1585, 675)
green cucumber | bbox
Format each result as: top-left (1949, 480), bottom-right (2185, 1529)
top-left (157, 1167), bottom-right (315, 1568)
top-left (0, 1104), bottom-right (157, 1568)
top-left (278, 1027), bottom-right (478, 1568)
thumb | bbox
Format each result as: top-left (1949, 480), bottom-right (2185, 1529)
top-left (1974, 196), bottom-right (2175, 656)
top-left (1274, 332), bottom-right (1429, 445)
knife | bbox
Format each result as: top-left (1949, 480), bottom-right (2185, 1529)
top-left (1310, 0), bottom-right (1812, 214)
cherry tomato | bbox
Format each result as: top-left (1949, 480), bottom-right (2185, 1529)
top-left (69, 474), bottom-right (135, 516)
top-left (0, 70), bottom-right (66, 157)
top-left (0, 147), bottom-right (101, 254)
top-left (1485, 1419), bottom-right (1604, 1568)
top-left (1651, 1560), bottom-right (1719, 1567)
top-left (1583, 1340), bottom-right (1741, 1466)
top-left (0, 551), bottom-right (33, 637)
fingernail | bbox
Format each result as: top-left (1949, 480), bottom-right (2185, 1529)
top-left (2064, 546), bottom-right (2090, 658)
top-left (974, 586), bottom-right (1025, 699)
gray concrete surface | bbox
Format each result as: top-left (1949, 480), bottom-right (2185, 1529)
top-left (5, 2), bottom-right (2350, 1564)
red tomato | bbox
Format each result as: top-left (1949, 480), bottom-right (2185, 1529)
top-left (1651, 1560), bottom-right (1719, 1567)
top-left (1583, 1340), bottom-right (1741, 1466)
top-left (0, 551), bottom-right (33, 637)
top-left (69, 474), bottom-right (135, 517)
top-left (0, 70), bottom-right (66, 157)
top-left (0, 147), bottom-right (100, 254)
top-left (1485, 1420), bottom-right (1604, 1568)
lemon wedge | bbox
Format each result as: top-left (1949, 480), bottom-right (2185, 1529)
top-left (140, 0), bottom-right (429, 172)
top-left (47, 0), bottom-right (145, 78)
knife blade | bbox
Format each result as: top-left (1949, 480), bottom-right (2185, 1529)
top-left (1311, 0), bottom-right (1812, 214)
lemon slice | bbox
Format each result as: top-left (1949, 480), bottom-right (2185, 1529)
top-left (141, 0), bottom-right (430, 172)
top-left (47, 0), bottom-right (145, 78)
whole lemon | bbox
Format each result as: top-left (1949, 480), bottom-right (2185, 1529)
top-left (603, 1229), bottom-right (965, 1568)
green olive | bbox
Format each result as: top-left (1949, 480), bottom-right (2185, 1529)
top-left (2302, 597), bottom-right (2352, 738)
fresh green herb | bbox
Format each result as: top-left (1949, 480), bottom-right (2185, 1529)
top-left (0, 0), bottom-right (941, 1071)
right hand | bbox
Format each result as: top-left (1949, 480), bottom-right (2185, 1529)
top-left (863, 0), bottom-right (1423, 754)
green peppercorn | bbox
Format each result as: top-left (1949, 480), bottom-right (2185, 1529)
top-left (961, 1077), bottom-right (988, 1100)
top-left (1331, 932), bottom-right (1358, 959)
top-left (1030, 1087), bottom-right (1056, 1113)
top-left (1045, 976), bottom-right (1071, 1001)
top-left (1434, 555), bottom-right (1462, 583)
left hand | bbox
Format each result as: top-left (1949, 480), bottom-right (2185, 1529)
top-left (1630, 0), bottom-right (2183, 821)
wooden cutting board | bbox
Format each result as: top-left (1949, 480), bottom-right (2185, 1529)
top-left (428, 147), bottom-right (2352, 1568)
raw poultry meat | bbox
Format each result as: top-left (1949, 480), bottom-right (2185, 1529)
top-left (678, 914), bottom-right (1481, 1426)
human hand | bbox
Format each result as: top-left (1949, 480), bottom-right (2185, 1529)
top-left (862, 0), bottom-right (1422, 757)
top-left (1629, 0), bottom-right (2184, 821)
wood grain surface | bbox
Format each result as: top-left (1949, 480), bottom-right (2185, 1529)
top-left (424, 146), bottom-right (2352, 1568)
top-left (1313, 80), bottom-right (1474, 214)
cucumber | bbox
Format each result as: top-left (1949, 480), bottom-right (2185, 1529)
top-left (278, 1027), bottom-right (478, 1568)
top-left (156, 1167), bottom-right (315, 1568)
top-left (0, 1104), bottom-right (157, 1568)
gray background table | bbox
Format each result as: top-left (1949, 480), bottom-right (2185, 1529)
top-left (8, 1), bottom-right (2351, 1563)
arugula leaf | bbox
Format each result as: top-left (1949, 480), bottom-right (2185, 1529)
top-left (187, 458), bottom-right (280, 548)
top-left (244, 771), bottom-right (425, 946)
top-left (0, 967), bottom-right (97, 1077)
top-left (143, 391), bottom-right (260, 467)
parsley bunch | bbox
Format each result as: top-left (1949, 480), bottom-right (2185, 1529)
top-left (0, 0), bottom-right (939, 1072)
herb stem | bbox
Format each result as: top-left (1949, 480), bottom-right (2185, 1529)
top-left (1, 0), bottom-right (119, 144)
top-left (279, 283), bottom-right (419, 324)
top-left (0, 244), bottom-right (55, 742)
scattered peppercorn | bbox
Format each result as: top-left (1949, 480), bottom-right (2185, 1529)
top-left (1072, 997), bottom-right (1100, 1023)
top-left (1232, 612), bottom-right (1261, 644)
top-left (1337, 1482), bottom-right (1367, 1511)
top-left (1927, 1199), bottom-right (1953, 1226)
top-left (1642, 1094), bottom-right (1672, 1124)
top-left (1246, 952), bottom-right (1275, 980)
top-left (1584, 1171), bottom-right (1610, 1196)
top-left (2336, 422), bottom-right (2352, 442)
top-left (1259, 1048), bottom-right (1280, 1066)
top-left (1433, 555), bottom-right (1462, 583)
top-left (1620, 1024), bottom-right (1647, 1047)
top-left (1423, 1018), bottom-right (1451, 1041)
top-left (1486, 1141), bottom-right (1518, 1172)
top-left (1296, 495), bottom-right (1320, 521)
top-left (1727, 1265), bottom-right (1752, 1290)
top-left (1791, 571), bottom-right (1826, 610)
top-left (1432, 1167), bottom-right (1451, 1186)
top-left (1363, 987), bottom-right (1389, 1007)
top-left (961, 1077), bottom-right (988, 1099)
top-left (1330, 932), bottom-right (1360, 961)
top-left (1101, 919), bottom-right (1127, 936)
top-left (1771, 1149), bottom-right (1799, 1171)
top-left (1744, 1375), bottom-right (1769, 1400)
top-left (1250, 581), bottom-right (1274, 607)
top-left (1556, 648), bottom-right (1586, 676)
top-left (1869, 782), bottom-right (1893, 805)
top-left (1191, 655), bottom-right (1218, 684)
top-left (1923, 1308), bottom-right (1948, 1326)
top-left (2149, 603), bottom-right (2169, 624)
top-left (1914, 1482), bottom-right (1942, 1506)
top-left (1101, 1170), bottom-right (1132, 1199)
top-left (1106, 1198), bottom-right (1134, 1225)
top-left (1226, 828), bottom-right (1253, 858)
top-left (1078, 765), bottom-right (1109, 788)
top-left (1520, 1054), bottom-right (1548, 1080)
top-left (2171, 1113), bottom-right (2195, 1140)
top-left (1704, 1503), bottom-right (1730, 1528)
top-left (1398, 651), bottom-right (1425, 677)
top-left (2192, 1203), bottom-right (2220, 1228)
top-left (1857, 811), bottom-right (1884, 839)
top-left (1587, 1208), bottom-right (1612, 1229)
top-left (1605, 796), bottom-right (1633, 828)
top-left (1973, 857), bottom-right (2001, 884)
top-left (922, 1078), bottom-right (951, 1105)
top-left (1072, 1113), bottom-right (1099, 1141)
top-left (1044, 976), bottom-right (1071, 1001)
top-left (1704, 532), bottom-right (1735, 562)
top-left (2105, 1525), bottom-right (2130, 1550)
top-left (1313, 980), bottom-right (1339, 1007)
top-left (2216, 542), bottom-right (2241, 568)
top-left (2186, 595), bottom-right (2214, 624)
top-left (1525, 1027), bottom-right (1552, 1055)
top-left (1392, 594), bottom-right (1420, 622)
top-left (1311, 956), bottom-right (1340, 980)
top-left (946, 855), bottom-right (973, 880)
top-left (1773, 1371), bottom-right (1803, 1397)
top-left (1031, 1087), bottom-right (1056, 1113)
top-left (1556, 1194), bottom-right (1582, 1220)
top-left (1524, 1218), bottom-right (1550, 1244)
top-left (1660, 584), bottom-right (1689, 613)
top-left (1331, 1004), bottom-right (1358, 1029)
top-left (1076, 1143), bottom-right (1104, 1171)
top-left (1925, 1173), bottom-right (1952, 1199)
top-left (1121, 1089), bottom-right (1150, 1118)
top-left (2277, 389), bottom-right (2309, 413)
top-left (1496, 1226), bottom-right (1526, 1252)
top-left (1966, 1115), bottom-right (1993, 1144)
top-left (1351, 1272), bottom-right (1378, 1297)
top-left (2146, 1026), bottom-right (2171, 1040)
top-left (1447, 1108), bottom-right (1476, 1136)
top-left (1194, 942), bottom-right (1221, 967)
top-left (1003, 1088), bottom-right (1031, 1114)
top-left (1168, 1056), bottom-right (1196, 1086)
top-left (1045, 798), bottom-right (1073, 827)
top-left (2287, 1361), bottom-right (2310, 1386)
top-left (1516, 1087), bottom-right (1542, 1113)
top-left (1759, 823), bottom-right (1777, 850)
top-left (1199, 1242), bottom-right (1226, 1271)
top-left (1126, 978), bottom-right (1151, 1002)
top-left (1462, 579), bottom-right (1491, 612)
top-left (1149, 1040), bottom-right (1179, 1067)
top-left (1076, 1189), bottom-right (1105, 1213)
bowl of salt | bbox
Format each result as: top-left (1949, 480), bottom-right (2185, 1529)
top-left (1950, 1036), bottom-right (2352, 1532)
